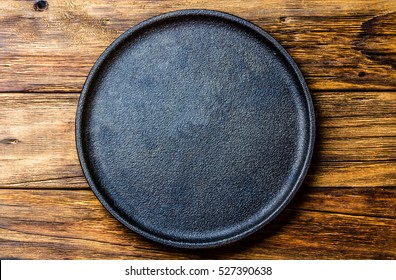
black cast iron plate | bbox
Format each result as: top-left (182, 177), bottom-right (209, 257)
top-left (76, 10), bottom-right (315, 248)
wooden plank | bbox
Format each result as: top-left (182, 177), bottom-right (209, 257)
top-left (291, 187), bottom-right (396, 219)
top-left (0, 189), bottom-right (394, 259)
top-left (305, 162), bottom-right (396, 188)
top-left (2, 161), bottom-right (395, 189)
top-left (1, 92), bottom-right (396, 188)
top-left (0, 94), bottom-right (83, 188)
top-left (1, 1), bottom-right (396, 92)
top-left (313, 91), bottom-right (396, 118)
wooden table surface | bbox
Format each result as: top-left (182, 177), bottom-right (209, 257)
top-left (1, 0), bottom-right (395, 259)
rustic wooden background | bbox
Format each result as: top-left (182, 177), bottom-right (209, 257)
top-left (1, 0), bottom-right (395, 259)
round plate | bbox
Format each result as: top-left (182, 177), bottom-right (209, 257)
top-left (76, 9), bottom-right (315, 248)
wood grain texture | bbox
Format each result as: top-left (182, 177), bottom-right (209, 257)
top-left (0, 189), bottom-right (394, 260)
top-left (1, 0), bottom-right (396, 92)
top-left (1, 0), bottom-right (396, 260)
top-left (1, 92), bottom-right (396, 188)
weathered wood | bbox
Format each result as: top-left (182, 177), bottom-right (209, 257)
top-left (1, 0), bottom-right (396, 260)
top-left (2, 161), bottom-right (395, 189)
top-left (1, 92), bottom-right (396, 188)
top-left (313, 91), bottom-right (396, 118)
top-left (0, 189), bottom-right (394, 259)
top-left (291, 187), bottom-right (396, 219)
top-left (0, 94), bottom-right (82, 188)
top-left (305, 161), bottom-right (396, 188)
top-left (1, 0), bottom-right (396, 92)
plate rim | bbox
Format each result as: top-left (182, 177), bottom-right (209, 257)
top-left (75, 9), bottom-right (316, 249)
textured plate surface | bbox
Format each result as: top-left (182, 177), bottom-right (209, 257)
top-left (76, 9), bottom-right (315, 248)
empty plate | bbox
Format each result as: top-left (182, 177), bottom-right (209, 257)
top-left (76, 9), bottom-right (315, 248)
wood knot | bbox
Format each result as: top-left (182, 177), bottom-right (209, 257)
top-left (34, 0), bottom-right (48, 12)
top-left (0, 138), bottom-right (20, 145)
top-left (354, 12), bottom-right (396, 70)
top-left (279, 16), bottom-right (290, 23)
